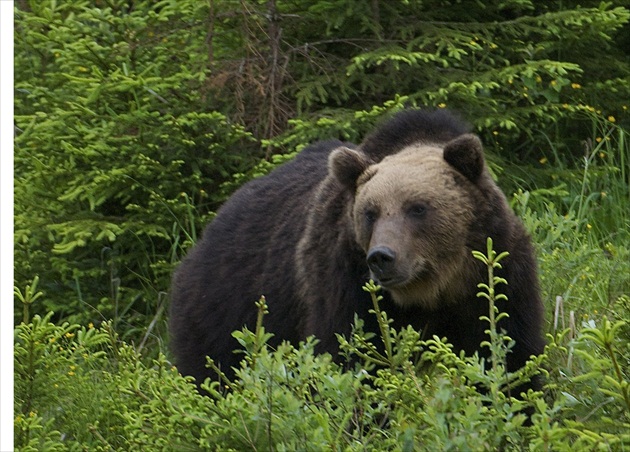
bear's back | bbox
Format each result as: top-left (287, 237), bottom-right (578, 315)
top-left (169, 139), bottom-right (350, 381)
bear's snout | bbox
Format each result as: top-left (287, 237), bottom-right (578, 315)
top-left (367, 246), bottom-right (397, 283)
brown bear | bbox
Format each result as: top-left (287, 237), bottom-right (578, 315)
top-left (169, 109), bottom-right (545, 391)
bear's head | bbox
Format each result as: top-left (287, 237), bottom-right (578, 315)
top-left (330, 134), bottom-right (491, 310)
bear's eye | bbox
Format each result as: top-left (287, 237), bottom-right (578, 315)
top-left (364, 208), bottom-right (378, 224)
top-left (407, 203), bottom-right (428, 219)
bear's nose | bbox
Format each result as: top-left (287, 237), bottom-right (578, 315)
top-left (367, 246), bottom-right (397, 280)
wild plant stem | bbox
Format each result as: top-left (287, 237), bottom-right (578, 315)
top-left (486, 255), bottom-right (498, 374)
top-left (604, 340), bottom-right (630, 412)
top-left (368, 283), bottom-right (394, 368)
top-left (252, 296), bottom-right (269, 367)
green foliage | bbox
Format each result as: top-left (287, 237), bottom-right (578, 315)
top-left (14, 311), bottom-right (112, 448)
top-left (472, 238), bottom-right (512, 376)
top-left (14, 299), bottom-right (211, 450)
top-left (277, 0), bottom-right (630, 157)
top-left (510, 125), bottom-right (630, 320)
top-left (14, 0), bottom-right (259, 347)
top-left (13, 0), bottom-right (630, 448)
top-left (14, 239), bottom-right (629, 450)
top-left (15, 0), bottom-right (630, 348)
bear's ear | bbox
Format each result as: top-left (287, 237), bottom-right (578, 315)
top-left (443, 133), bottom-right (485, 183)
top-left (328, 146), bottom-right (372, 191)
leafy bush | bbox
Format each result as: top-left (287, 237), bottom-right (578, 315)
top-left (14, 1), bottom-right (630, 344)
top-left (14, 239), bottom-right (630, 450)
top-left (13, 0), bottom-right (630, 448)
top-left (14, 0), bottom-right (260, 347)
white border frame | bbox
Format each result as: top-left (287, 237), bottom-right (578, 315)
top-left (1, 1), bottom-right (15, 449)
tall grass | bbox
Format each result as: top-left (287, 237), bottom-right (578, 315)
top-left (572, 121), bottom-right (629, 245)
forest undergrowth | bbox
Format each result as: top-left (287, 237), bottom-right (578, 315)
top-left (13, 0), bottom-right (630, 449)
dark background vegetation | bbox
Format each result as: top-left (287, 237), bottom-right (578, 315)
top-left (13, 0), bottom-right (630, 449)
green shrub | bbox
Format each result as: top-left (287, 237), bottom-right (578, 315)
top-left (13, 1), bottom-right (630, 448)
top-left (14, 1), bottom-right (630, 344)
top-left (15, 239), bottom-right (630, 450)
top-left (14, 1), bottom-right (259, 348)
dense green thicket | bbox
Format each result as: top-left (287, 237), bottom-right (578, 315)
top-left (15, 0), bottom-right (630, 338)
top-left (14, 0), bottom-right (630, 449)
top-left (14, 243), bottom-right (630, 449)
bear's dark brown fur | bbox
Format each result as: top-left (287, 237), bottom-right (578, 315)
top-left (169, 109), bottom-right (545, 391)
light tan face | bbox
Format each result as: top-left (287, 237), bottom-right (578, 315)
top-left (353, 144), bottom-right (478, 309)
